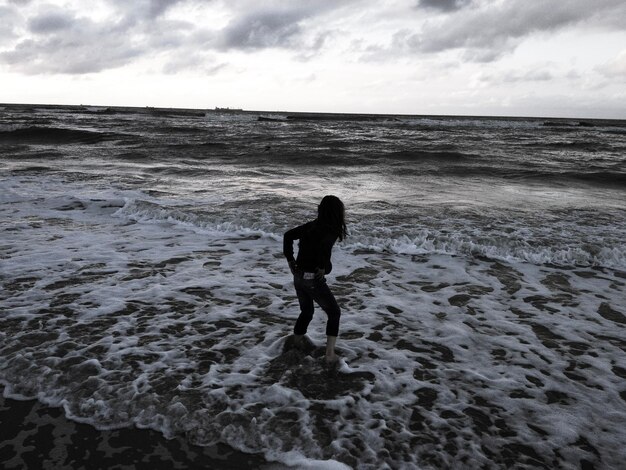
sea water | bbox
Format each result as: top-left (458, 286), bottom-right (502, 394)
top-left (1, 104), bottom-right (625, 468)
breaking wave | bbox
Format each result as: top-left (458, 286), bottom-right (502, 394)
top-left (112, 198), bottom-right (626, 269)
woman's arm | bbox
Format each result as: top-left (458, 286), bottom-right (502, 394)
top-left (283, 227), bottom-right (298, 264)
top-left (284, 223), bottom-right (309, 272)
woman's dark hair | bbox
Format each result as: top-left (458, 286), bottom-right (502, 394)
top-left (318, 195), bottom-right (347, 241)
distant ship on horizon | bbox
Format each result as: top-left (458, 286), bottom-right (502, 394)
top-left (214, 106), bottom-right (243, 112)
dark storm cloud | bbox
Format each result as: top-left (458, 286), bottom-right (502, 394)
top-left (415, 3), bottom-right (580, 53)
top-left (1, 5), bottom-right (153, 74)
top-left (0, 0), bottom-right (343, 74)
top-left (110, 0), bottom-right (188, 23)
top-left (166, 2), bottom-right (343, 70)
top-left (137, 0), bottom-right (183, 19)
top-left (28, 10), bottom-right (76, 33)
top-left (218, 9), bottom-right (304, 50)
top-left (5, 0), bottom-right (624, 75)
top-left (416, 0), bottom-right (471, 12)
top-left (215, 1), bottom-right (344, 52)
top-left (0, 1), bottom-right (193, 74)
top-left (1, 29), bottom-right (146, 74)
top-left (396, 0), bottom-right (626, 62)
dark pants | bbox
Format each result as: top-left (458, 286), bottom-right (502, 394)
top-left (293, 273), bottom-right (341, 337)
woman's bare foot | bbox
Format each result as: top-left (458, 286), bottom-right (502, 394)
top-left (293, 334), bottom-right (304, 348)
top-left (325, 353), bottom-right (339, 364)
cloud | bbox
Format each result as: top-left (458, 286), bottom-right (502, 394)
top-left (597, 50), bottom-right (626, 81)
top-left (460, 47), bottom-right (510, 63)
top-left (218, 9), bottom-right (304, 50)
top-left (1, 5), bottom-right (150, 74)
top-left (161, 50), bottom-right (226, 75)
top-left (0, 5), bottom-right (21, 44)
top-left (0, 0), bottom-right (345, 74)
top-left (479, 68), bottom-right (554, 84)
top-left (28, 8), bottom-right (76, 34)
top-left (0, 1), bottom-right (196, 74)
top-left (416, 0), bottom-right (472, 12)
top-left (110, 0), bottom-right (189, 22)
top-left (505, 70), bottom-right (553, 82)
top-left (1, 35), bottom-right (145, 74)
top-left (3, 0), bottom-right (625, 77)
top-left (215, 1), bottom-right (343, 52)
top-left (400, 0), bottom-right (626, 61)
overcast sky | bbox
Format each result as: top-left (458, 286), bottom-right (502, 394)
top-left (1, 0), bottom-right (625, 118)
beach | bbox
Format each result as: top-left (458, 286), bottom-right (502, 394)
top-left (1, 104), bottom-right (625, 468)
top-left (0, 385), bottom-right (276, 469)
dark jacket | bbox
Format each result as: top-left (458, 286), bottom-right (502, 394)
top-left (283, 220), bottom-right (338, 274)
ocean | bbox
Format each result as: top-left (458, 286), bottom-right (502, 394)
top-left (1, 103), bottom-right (625, 469)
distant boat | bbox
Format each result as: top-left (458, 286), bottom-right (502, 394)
top-left (215, 107), bottom-right (243, 112)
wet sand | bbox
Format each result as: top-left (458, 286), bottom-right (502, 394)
top-left (0, 386), bottom-right (274, 470)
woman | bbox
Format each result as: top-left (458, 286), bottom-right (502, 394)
top-left (283, 195), bottom-right (347, 363)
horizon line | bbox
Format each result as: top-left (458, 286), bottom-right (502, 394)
top-left (1, 101), bottom-right (625, 123)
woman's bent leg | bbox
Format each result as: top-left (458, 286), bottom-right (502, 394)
top-left (312, 279), bottom-right (341, 337)
top-left (311, 279), bottom-right (341, 362)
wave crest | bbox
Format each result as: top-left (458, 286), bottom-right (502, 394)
top-left (113, 199), bottom-right (626, 268)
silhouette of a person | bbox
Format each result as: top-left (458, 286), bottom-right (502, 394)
top-left (283, 195), bottom-right (347, 363)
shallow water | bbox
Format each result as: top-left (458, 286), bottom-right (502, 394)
top-left (1, 104), bottom-right (625, 468)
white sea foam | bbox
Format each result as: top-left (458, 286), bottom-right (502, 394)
top-left (2, 174), bottom-right (626, 468)
top-left (107, 194), bottom-right (626, 269)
